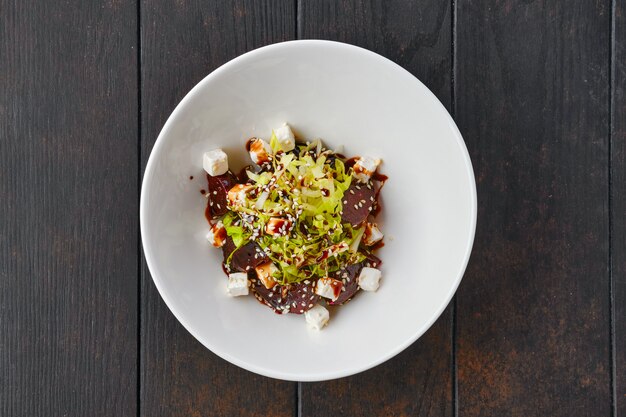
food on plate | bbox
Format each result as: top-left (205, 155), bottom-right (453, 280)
top-left (202, 124), bottom-right (386, 329)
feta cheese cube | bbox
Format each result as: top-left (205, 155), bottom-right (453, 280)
top-left (315, 277), bottom-right (343, 301)
top-left (353, 156), bottom-right (380, 183)
top-left (206, 221), bottom-right (227, 247)
top-left (358, 267), bottom-right (381, 291)
top-left (227, 272), bottom-right (249, 296)
top-left (203, 149), bottom-right (229, 176)
top-left (255, 262), bottom-right (279, 289)
top-left (227, 184), bottom-right (254, 206)
top-left (274, 124), bottom-right (295, 151)
top-left (304, 304), bottom-right (330, 330)
top-left (363, 222), bottom-right (384, 246)
top-left (248, 137), bottom-right (272, 165)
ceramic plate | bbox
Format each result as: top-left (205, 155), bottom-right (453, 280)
top-left (141, 40), bottom-right (476, 381)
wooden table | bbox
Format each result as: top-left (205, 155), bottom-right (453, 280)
top-left (2, 1), bottom-right (624, 416)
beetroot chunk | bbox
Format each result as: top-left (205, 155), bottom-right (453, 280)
top-left (251, 278), bottom-right (320, 314)
top-left (328, 252), bottom-right (382, 305)
top-left (221, 236), bottom-right (236, 264)
top-left (328, 263), bottom-right (362, 305)
top-left (206, 171), bottom-right (238, 218)
top-left (229, 242), bottom-right (269, 272)
top-left (341, 181), bottom-right (376, 226)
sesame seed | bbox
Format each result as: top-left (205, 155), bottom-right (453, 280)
top-left (217, 204), bottom-right (221, 209)
top-left (292, 302), bottom-right (296, 308)
top-left (308, 304), bottom-right (314, 308)
top-left (367, 184), bottom-right (372, 189)
top-left (354, 204), bottom-right (358, 210)
top-left (349, 190), bottom-right (355, 195)
top-left (310, 295), bottom-right (315, 300)
top-left (343, 200), bottom-right (348, 204)
top-left (268, 293), bottom-right (273, 298)
top-left (210, 201), bottom-right (213, 206)
top-left (368, 207), bottom-right (372, 211)
top-left (302, 302), bottom-right (306, 306)
top-left (213, 190), bottom-right (218, 195)
top-left (358, 202), bottom-right (363, 208)
top-left (356, 185), bottom-right (361, 190)
top-left (304, 280), bottom-right (310, 284)
top-left (341, 287), bottom-right (346, 292)
top-left (360, 199), bottom-right (366, 204)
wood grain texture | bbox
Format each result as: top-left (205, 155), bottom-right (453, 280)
top-left (613, 0), bottom-right (626, 414)
top-left (455, 1), bottom-right (611, 416)
top-left (298, 1), bottom-right (453, 416)
top-left (139, 1), bottom-right (296, 416)
top-left (0, 0), bottom-right (138, 416)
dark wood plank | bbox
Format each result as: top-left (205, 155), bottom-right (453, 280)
top-left (0, 1), bottom-right (138, 416)
top-left (613, 0), bottom-right (626, 414)
top-left (298, 1), bottom-right (453, 416)
top-left (456, 1), bottom-right (611, 416)
top-left (139, 1), bottom-right (296, 416)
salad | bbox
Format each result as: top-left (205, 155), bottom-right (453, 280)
top-left (202, 124), bottom-right (386, 330)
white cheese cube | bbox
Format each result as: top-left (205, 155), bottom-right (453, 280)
top-left (304, 304), bottom-right (330, 330)
top-left (203, 149), bottom-right (229, 176)
top-left (206, 221), bottom-right (226, 247)
top-left (248, 138), bottom-right (272, 165)
top-left (358, 267), bottom-right (381, 291)
top-left (227, 272), bottom-right (249, 296)
top-left (274, 124), bottom-right (295, 151)
top-left (315, 277), bottom-right (343, 301)
top-left (363, 222), bottom-right (384, 246)
top-left (353, 156), bottom-right (380, 183)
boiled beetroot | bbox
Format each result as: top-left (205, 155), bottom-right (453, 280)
top-left (251, 277), bottom-right (320, 314)
top-left (229, 242), bottom-right (269, 272)
top-left (341, 181), bottom-right (376, 226)
top-left (206, 171), bottom-right (238, 218)
top-left (328, 252), bottom-right (382, 305)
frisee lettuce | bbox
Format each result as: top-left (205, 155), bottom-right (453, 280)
top-left (223, 140), bottom-right (368, 284)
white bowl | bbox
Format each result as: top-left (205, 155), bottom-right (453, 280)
top-left (141, 40), bottom-right (476, 381)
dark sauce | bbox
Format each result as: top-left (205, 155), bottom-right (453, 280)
top-left (221, 262), bottom-right (230, 276)
top-left (189, 175), bottom-right (194, 180)
top-left (205, 204), bottom-right (212, 224)
top-left (371, 202), bottom-right (382, 218)
top-left (373, 172), bottom-right (388, 182)
top-left (237, 165), bottom-right (254, 183)
top-left (344, 157), bottom-right (358, 169)
top-left (370, 240), bottom-right (385, 250)
top-left (245, 137), bottom-right (255, 152)
top-left (371, 174), bottom-right (388, 218)
top-left (200, 189), bottom-right (206, 195)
